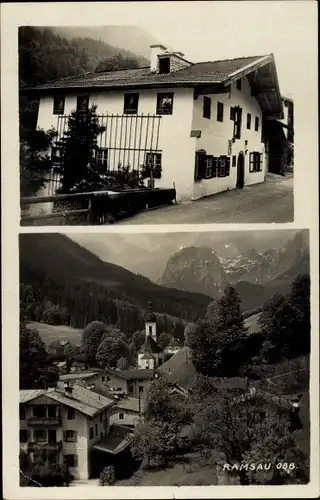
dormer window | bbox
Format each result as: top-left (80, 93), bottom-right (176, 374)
top-left (159, 57), bottom-right (170, 74)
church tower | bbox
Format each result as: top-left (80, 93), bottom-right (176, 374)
top-left (145, 300), bottom-right (157, 341)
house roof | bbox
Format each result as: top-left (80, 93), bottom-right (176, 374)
top-left (157, 346), bottom-right (196, 386)
top-left (105, 367), bottom-right (155, 381)
top-left (20, 54), bottom-right (283, 116)
top-left (20, 389), bottom-right (47, 404)
top-left (115, 396), bottom-right (146, 414)
top-left (93, 425), bottom-right (134, 455)
top-left (20, 385), bottom-right (115, 417)
top-left (142, 335), bottom-right (162, 354)
top-left (141, 353), bottom-right (155, 360)
top-left (59, 371), bottom-right (100, 381)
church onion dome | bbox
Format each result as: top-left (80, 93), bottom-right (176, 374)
top-left (145, 300), bottom-right (156, 322)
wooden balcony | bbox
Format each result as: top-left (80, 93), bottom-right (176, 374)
top-left (27, 417), bottom-right (61, 427)
top-left (28, 440), bottom-right (63, 453)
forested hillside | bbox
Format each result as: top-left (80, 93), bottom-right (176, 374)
top-left (19, 26), bottom-right (148, 136)
top-left (19, 233), bottom-right (211, 334)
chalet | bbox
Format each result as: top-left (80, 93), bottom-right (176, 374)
top-left (21, 45), bottom-right (287, 202)
top-left (19, 384), bottom-right (117, 481)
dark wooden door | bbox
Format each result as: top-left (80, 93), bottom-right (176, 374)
top-left (236, 153), bottom-right (245, 188)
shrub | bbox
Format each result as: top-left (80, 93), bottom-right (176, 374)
top-left (100, 465), bottom-right (115, 486)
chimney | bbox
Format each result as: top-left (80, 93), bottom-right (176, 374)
top-left (64, 380), bottom-right (73, 395)
top-left (150, 44), bottom-right (167, 73)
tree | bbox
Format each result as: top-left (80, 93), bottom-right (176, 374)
top-left (187, 286), bottom-right (248, 377)
top-left (20, 324), bottom-right (59, 389)
top-left (157, 332), bottom-right (171, 351)
top-left (95, 53), bottom-right (140, 72)
top-left (96, 336), bottom-right (129, 368)
top-left (99, 465), bottom-right (115, 485)
top-left (132, 331), bottom-right (145, 351)
top-left (20, 128), bottom-right (56, 197)
top-left (117, 356), bottom-right (129, 370)
top-left (56, 105), bottom-right (106, 193)
top-left (82, 321), bottom-right (107, 366)
top-left (189, 386), bottom-right (307, 485)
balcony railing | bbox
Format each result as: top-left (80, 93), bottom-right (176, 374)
top-left (27, 417), bottom-right (61, 427)
top-left (28, 440), bottom-right (63, 453)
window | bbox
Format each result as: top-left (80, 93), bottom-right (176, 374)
top-left (95, 148), bottom-right (108, 169)
top-left (236, 79), bottom-right (242, 91)
top-left (76, 95), bottom-right (89, 113)
top-left (230, 107), bottom-right (235, 121)
top-left (156, 93), bottom-right (174, 115)
top-left (119, 413), bottom-right (124, 420)
top-left (101, 376), bottom-right (105, 382)
top-left (159, 57), bottom-right (170, 74)
top-left (34, 430), bottom-right (47, 442)
top-left (255, 116), bottom-right (259, 132)
top-left (20, 430), bottom-right (28, 442)
top-left (64, 454), bottom-right (78, 467)
top-left (33, 406), bottom-right (46, 419)
top-left (51, 146), bottom-right (62, 163)
top-left (145, 152), bottom-right (162, 179)
top-left (249, 152), bottom-right (262, 172)
top-left (139, 386), bottom-right (144, 394)
top-left (204, 156), bottom-right (213, 179)
top-left (47, 406), bottom-right (56, 418)
top-left (218, 156), bottom-right (231, 177)
top-left (232, 155), bottom-right (237, 167)
top-left (53, 96), bottom-right (65, 115)
top-left (123, 93), bottom-right (139, 114)
top-left (64, 430), bottom-right (77, 442)
top-left (95, 424), bottom-right (98, 436)
top-left (233, 107), bottom-right (242, 139)
top-left (203, 96), bottom-right (211, 119)
top-left (67, 408), bottom-right (75, 420)
top-left (19, 404), bottom-right (26, 420)
top-left (217, 102), bottom-right (224, 122)
top-left (89, 427), bottom-right (94, 440)
top-left (100, 413), bottom-right (102, 423)
top-left (48, 430), bottom-right (57, 444)
top-left (148, 325), bottom-right (152, 334)
top-left (247, 113), bottom-right (251, 130)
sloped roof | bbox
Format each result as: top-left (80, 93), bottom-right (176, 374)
top-left (20, 390), bottom-right (46, 404)
top-left (157, 346), bottom-right (196, 386)
top-left (115, 396), bottom-right (146, 414)
top-left (121, 369), bottom-right (155, 380)
top-left (20, 385), bottom-right (115, 417)
top-left (142, 335), bottom-right (162, 354)
top-left (59, 371), bottom-right (101, 381)
top-left (21, 55), bottom-right (269, 92)
top-left (141, 353), bottom-right (155, 360)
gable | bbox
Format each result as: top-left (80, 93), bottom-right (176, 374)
top-left (26, 394), bottom-right (61, 406)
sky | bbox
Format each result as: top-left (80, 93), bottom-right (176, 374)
top-left (136, 1), bottom-right (317, 99)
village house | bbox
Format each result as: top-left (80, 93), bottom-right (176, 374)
top-left (19, 383), bottom-right (118, 481)
top-left (21, 44), bottom-right (287, 202)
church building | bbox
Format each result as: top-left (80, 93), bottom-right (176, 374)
top-left (137, 301), bottom-right (163, 370)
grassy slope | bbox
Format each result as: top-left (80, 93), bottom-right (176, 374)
top-left (26, 322), bottom-right (82, 345)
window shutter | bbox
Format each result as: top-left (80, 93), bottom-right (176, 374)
top-left (230, 107), bottom-right (235, 121)
top-left (74, 454), bottom-right (78, 467)
top-left (195, 151), bottom-right (206, 180)
top-left (63, 431), bottom-right (67, 442)
top-left (212, 157), bottom-right (218, 177)
top-left (226, 157), bottom-right (231, 176)
top-left (74, 431), bottom-right (78, 442)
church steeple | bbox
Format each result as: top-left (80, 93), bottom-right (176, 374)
top-left (145, 299), bottom-right (157, 341)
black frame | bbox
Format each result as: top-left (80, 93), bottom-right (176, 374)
top-left (255, 116), bottom-right (260, 132)
top-left (123, 93), bottom-right (139, 114)
top-left (233, 106), bottom-right (242, 139)
top-left (156, 92), bottom-right (174, 115)
top-left (247, 113), bottom-right (251, 130)
top-left (53, 96), bottom-right (65, 115)
top-left (217, 102), bottom-right (224, 122)
top-left (76, 95), bottom-right (89, 113)
top-left (249, 151), bottom-right (262, 172)
top-left (203, 96), bottom-right (211, 119)
top-left (145, 152), bottom-right (162, 179)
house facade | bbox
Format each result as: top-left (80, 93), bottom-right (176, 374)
top-left (19, 384), bottom-right (116, 481)
top-left (22, 44), bottom-right (285, 202)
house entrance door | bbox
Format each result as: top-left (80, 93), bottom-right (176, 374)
top-left (236, 153), bottom-right (245, 188)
